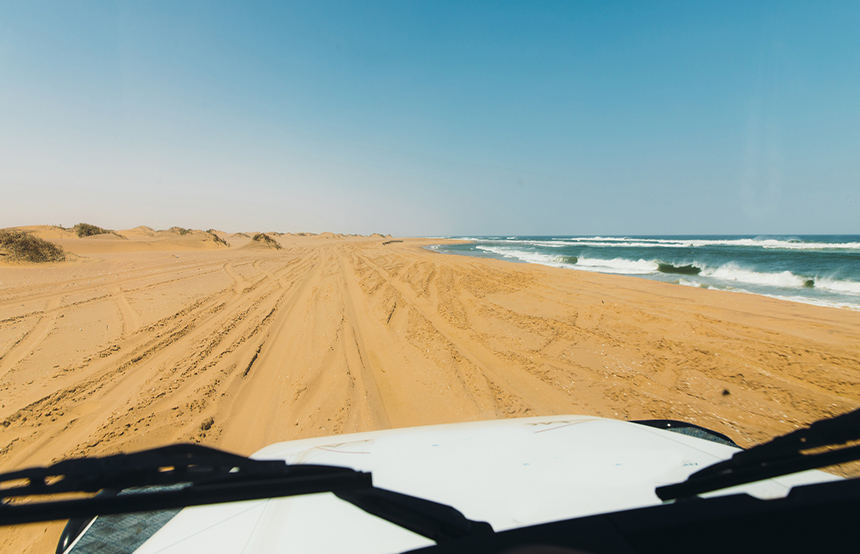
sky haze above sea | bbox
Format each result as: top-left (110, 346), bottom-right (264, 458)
top-left (1, 1), bottom-right (858, 236)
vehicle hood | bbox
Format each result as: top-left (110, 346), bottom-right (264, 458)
top-left (112, 415), bottom-right (839, 553)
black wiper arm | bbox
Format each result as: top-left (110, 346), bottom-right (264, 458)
top-left (657, 407), bottom-right (860, 501)
top-left (0, 444), bottom-right (370, 526)
top-left (0, 443), bottom-right (493, 543)
top-left (336, 488), bottom-right (493, 543)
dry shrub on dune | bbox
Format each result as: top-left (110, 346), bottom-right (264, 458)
top-left (206, 229), bottom-right (229, 247)
top-left (251, 233), bottom-right (282, 249)
top-left (0, 230), bottom-right (66, 262)
top-left (73, 222), bottom-right (112, 237)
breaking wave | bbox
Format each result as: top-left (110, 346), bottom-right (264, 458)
top-left (521, 236), bottom-right (860, 251)
top-left (815, 277), bottom-right (860, 295)
top-left (475, 246), bottom-right (577, 267)
top-left (701, 264), bottom-right (812, 288)
top-left (440, 235), bottom-right (860, 309)
top-left (657, 262), bottom-right (702, 275)
top-left (571, 257), bottom-right (658, 274)
top-left (474, 249), bottom-right (857, 292)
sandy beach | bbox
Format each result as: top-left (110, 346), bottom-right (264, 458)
top-left (2, 227), bottom-right (859, 551)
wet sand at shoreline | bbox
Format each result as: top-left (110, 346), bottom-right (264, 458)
top-left (2, 227), bottom-right (859, 551)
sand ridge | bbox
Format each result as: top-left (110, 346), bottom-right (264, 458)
top-left (1, 231), bottom-right (859, 551)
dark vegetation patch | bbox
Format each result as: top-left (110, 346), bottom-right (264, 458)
top-left (169, 226), bottom-right (192, 235)
top-left (251, 233), bottom-right (282, 249)
top-left (0, 230), bottom-right (66, 262)
top-left (74, 223), bottom-right (116, 237)
top-left (206, 229), bottom-right (229, 247)
top-left (382, 240), bottom-right (403, 246)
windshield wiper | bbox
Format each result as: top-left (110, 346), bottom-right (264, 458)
top-left (0, 444), bottom-right (368, 525)
top-left (0, 443), bottom-right (492, 543)
top-left (656, 407), bottom-right (860, 501)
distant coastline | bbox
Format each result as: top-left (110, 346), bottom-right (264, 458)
top-left (431, 235), bottom-right (860, 311)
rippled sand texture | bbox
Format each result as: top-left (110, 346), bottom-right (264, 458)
top-left (1, 229), bottom-right (859, 551)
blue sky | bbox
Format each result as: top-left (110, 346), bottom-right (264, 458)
top-left (2, 1), bottom-right (858, 235)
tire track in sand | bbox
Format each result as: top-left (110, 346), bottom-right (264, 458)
top-left (222, 262), bottom-right (248, 294)
top-left (335, 252), bottom-right (392, 428)
top-left (111, 287), bottom-right (140, 336)
top-left (39, 252), bottom-right (315, 460)
top-left (0, 251), bottom-right (299, 463)
top-left (354, 250), bottom-right (567, 415)
top-left (0, 297), bottom-right (61, 379)
top-left (217, 249), bottom-right (331, 451)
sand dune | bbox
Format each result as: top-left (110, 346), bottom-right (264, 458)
top-left (119, 226), bottom-right (158, 237)
top-left (12, 225), bottom-right (77, 241)
top-left (239, 233), bottom-right (283, 251)
top-left (1, 233), bottom-right (859, 551)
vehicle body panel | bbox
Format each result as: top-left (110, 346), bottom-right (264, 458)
top-left (68, 415), bottom-right (840, 554)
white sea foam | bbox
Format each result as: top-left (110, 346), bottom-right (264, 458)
top-left (677, 282), bottom-right (860, 311)
top-left (815, 277), bottom-right (860, 295)
top-left (470, 246), bottom-right (860, 296)
top-left (759, 240), bottom-right (860, 250)
top-left (462, 235), bottom-right (860, 251)
top-left (667, 278), bottom-right (860, 310)
top-left (701, 263), bottom-right (809, 288)
top-left (443, 236), bottom-right (860, 310)
top-left (475, 246), bottom-right (576, 267)
top-left (549, 237), bottom-right (662, 248)
top-left (573, 257), bottom-right (659, 275)
top-left (476, 247), bottom-right (665, 275)
top-left (507, 239), bottom-right (570, 248)
top-left (741, 292), bottom-right (860, 311)
top-left (535, 236), bottom-right (860, 251)
top-left (458, 242), bottom-right (860, 309)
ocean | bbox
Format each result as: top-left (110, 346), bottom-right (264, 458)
top-left (430, 236), bottom-right (860, 311)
